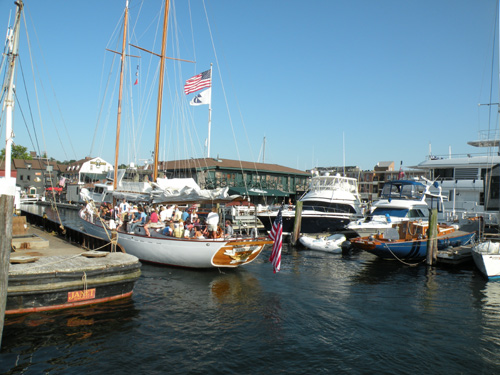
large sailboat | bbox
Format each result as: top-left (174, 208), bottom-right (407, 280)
top-left (79, 1), bottom-right (272, 268)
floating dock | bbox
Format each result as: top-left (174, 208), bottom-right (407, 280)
top-left (436, 245), bottom-right (473, 266)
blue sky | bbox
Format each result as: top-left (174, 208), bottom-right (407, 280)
top-left (1, 0), bottom-right (499, 172)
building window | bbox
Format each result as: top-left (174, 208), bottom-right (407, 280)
top-left (20, 175), bottom-right (23, 181)
top-left (27, 175), bottom-right (31, 181)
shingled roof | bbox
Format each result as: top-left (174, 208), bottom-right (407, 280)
top-left (155, 158), bottom-right (310, 176)
top-left (12, 158), bottom-right (65, 172)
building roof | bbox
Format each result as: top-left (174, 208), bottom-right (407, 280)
top-left (11, 158), bottom-right (64, 172)
top-left (155, 158), bottom-right (310, 176)
top-left (374, 161), bottom-right (394, 171)
top-left (64, 156), bottom-right (112, 174)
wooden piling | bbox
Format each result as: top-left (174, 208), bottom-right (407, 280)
top-left (291, 201), bottom-right (303, 246)
top-left (0, 194), bottom-right (14, 347)
top-left (426, 208), bottom-right (438, 266)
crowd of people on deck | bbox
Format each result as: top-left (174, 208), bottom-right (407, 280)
top-left (85, 198), bottom-right (234, 239)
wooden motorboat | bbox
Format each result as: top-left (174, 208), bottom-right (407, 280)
top-left (351, 221), bottom-right (476, 261)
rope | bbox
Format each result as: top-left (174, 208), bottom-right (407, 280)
top-left (382, 242), bottom-right (425, 267)
top-left (83, 241), bottom-right (112, 252)
top-left (382, 232), bottom-right (476, 267)
top-left (83, 199), bottom-right (114, 243)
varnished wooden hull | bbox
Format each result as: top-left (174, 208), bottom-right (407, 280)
top-left (352, 231), bottom-right (476, 260)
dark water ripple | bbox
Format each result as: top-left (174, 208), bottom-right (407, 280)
top-left (1, 205), bottom-right (500, 374)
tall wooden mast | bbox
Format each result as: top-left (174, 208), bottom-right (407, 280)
top-left (153, 0), bottom-right (170, 182)
top-left (113, 1), bottom-right (129, 190)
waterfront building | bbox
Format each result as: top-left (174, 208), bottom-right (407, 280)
top-left (153, 157), bottom-right (310, 205)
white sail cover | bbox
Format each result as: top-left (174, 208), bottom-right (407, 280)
top-left (150, 177), bottom-right (236, 203)
top-left (81, 177), bottom-right (239, 204)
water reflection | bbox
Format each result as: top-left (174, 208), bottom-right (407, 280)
top-left (1, 298), bottom-right (140, 373)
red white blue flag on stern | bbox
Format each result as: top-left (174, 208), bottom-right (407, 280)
top-left (184, 69), bottom-right (211, 95)
top-left (269, 208), bottom-right (283, 273)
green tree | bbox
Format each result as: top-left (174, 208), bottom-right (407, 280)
top-left (0, 145), bottom-right (33, 160)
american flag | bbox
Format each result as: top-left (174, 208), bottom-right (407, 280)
top-left (269, 208), bottom-right (283, 273)
top-left (184, 69), bottom-right (211, 95)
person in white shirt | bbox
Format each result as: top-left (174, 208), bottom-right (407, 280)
top-left (206, 207), bottom-right (219, 239)
top-left (85, 200), bottom-right (95, 222)
top-left (159, 206), bottom-right (168, 222)
top-left (119, 199), bottom-right (130, 220)
top-left (173, 206), bottom-right (182, 222)
top-left (165, 205), bottom-right (174, 221)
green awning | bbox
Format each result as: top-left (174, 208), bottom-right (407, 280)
top-left (227, 187), bottom-right (289, 197)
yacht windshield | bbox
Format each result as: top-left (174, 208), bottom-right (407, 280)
top-left (371, 208), bottom-right (409, 218)
top-left (380, 182), bottom-right (425, 200)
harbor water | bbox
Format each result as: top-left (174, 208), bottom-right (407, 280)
top-left (1, 205), bottom-right (500, 374)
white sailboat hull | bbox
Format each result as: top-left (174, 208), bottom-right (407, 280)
top-left (79, 210), bottom-right (270, 268)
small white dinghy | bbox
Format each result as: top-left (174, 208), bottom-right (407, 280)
top-left (471, 241), bottom-right (500, 280)
top-left (299, 233), bottom-right (346, 253)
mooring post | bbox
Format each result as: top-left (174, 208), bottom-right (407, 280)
top-left (426, 207), bottom-right (438, 265)
top-left (0, 194), bottom-right (14, 347)
top-left (291, 201), bottom-right (303, 246)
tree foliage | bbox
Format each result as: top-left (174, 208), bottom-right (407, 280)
top-left (0, 145), bottom-right (33, 160)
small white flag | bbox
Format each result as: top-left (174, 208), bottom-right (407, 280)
top-left (189, 88), bottom-right (211, 106)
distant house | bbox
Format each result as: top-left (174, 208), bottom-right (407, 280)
top-left (11, 158), bottom-right (64, 195)
top-left (374, 161), bottom-right (395, 171)
top-left (62, 157), bottom-right (113, 184)
top-left (151, 157), bottom-right (310, 204)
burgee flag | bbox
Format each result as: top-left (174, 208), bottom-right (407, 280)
top-left (269, 208), bottom-right (283, 273)
top-left (184, 69), bottom-right (211, 95)
top-left (134, 65), bottom-right (139, 85)
top-left (189, 88), bottom-right (211, 106)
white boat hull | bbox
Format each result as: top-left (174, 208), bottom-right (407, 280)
top-left (79, 210), bottom-right (270, 268)
top-left (472, 241), bottom-right (500, 279)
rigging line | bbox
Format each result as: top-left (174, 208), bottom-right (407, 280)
top-left (178, 0), bottom-right (205, 156)
top-left (91, 4), bottom-right (126, 157)
top-left (127, 3), bottom-right (164, 166)
top-left (21, 6), bottom-right (49, 161)
top-left (201, 1), bottom-right (238, 155)
top-left (125, 0), bottom-right (145, 165)
top-left (13, 91), bottom-right (37, 156)
top-left (487, 1), bottom-right (499, 137)
top-left (187, 0), bottom-right (197, 69)
top-left (132, 61), bottom-right (159, 165)
top-left (17, 56), bottom-right (41, 157)
top-left (201, 0), bottom-right (260, 194)
top-left (98, 67), bottom-right (121, 160)
top-left (165, 10), bottom-right (188, 164)
top-left (90, 53), bottom-right (114, 157)
top-left (23, 4), bottom-right (74, 161)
